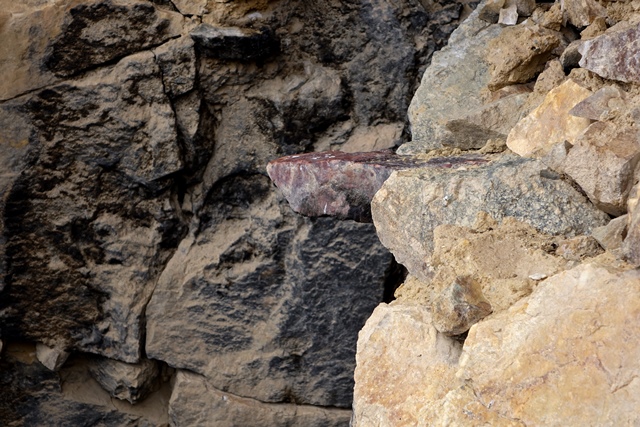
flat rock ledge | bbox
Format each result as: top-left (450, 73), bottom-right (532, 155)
top-left (266, 151), bottom-right (489, 222)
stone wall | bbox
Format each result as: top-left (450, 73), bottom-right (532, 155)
top-left (0, 0), bottom-right (471, 425)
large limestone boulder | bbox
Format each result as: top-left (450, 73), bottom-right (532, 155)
top-left (371, 153), bottom-right (609, 282)
top-left (449, 264), bottom-right (640, 425)
top-left (352, 303), bottom-right (462, 427)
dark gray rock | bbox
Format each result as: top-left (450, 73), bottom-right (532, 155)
top-left (146, 175), bottom-right (394, 407)
top-left (190, 24), bottom-right (279, 61)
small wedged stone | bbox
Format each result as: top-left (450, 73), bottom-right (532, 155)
top-left (498, 5), bottom-right (518, 25)
top-left (267, 151), bottom-right (488, 222)
top-left (431, 277), bottom-right (492, 336)
top-left (190, 24), bottom-right (279, 61)
top-left (88, 357), bottom-right (161, 404)
top-left (579, 23), bottom-right (640, 83)
top-left (36, 343), bottom-right (70, 372)
top-left (487, 24), bottom-right (562, 91)
top-left (371, 153), bottom-right (609, 282)
top-left (592, 215), bottom-right (628, 251)
top-left (507, 79), bottom-right (592, 158)
top-left (563, 121), bottom-right (640, 216)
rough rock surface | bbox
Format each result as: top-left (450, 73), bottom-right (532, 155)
top-left (371, 153), bottom-right (609, 282)
top-left (579, 23), bottom-right (640, 83)
top-left (623, 184), bottom-right (640, 266)
top-left (403, 7), bottom-right (507, 153)
top-left (88, 357), bottom-right (161, 404)
top-left (36, 343), bottom-right (70, 372)
top-left (453, 264), bottom-right (640, 426)
top-left (0, 343), bottom-right (170, 426)
top-left (507, 79), bottom-right (592, 157)
top-left (563, 121), bottom-right (640, 216)
top-left (169, 370), bottom-right (351, 427)
top-left (1, 0), bottom-right (472, 424)
top-left (267, 151), bottom-right (486, 222)
top-left (352, 303), bottom-right (462, 427)
top-left (146, 176), bottom-right (394, 407)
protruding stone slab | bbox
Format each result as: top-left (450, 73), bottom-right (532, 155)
top-left (579, 23), bottom-right (640, 83)
top-left (190, 24), bottom-right (278, 61)
top-left (266, 151), bottom-right (488, 222)
top-left (371, 153), bottom-right (609, 282)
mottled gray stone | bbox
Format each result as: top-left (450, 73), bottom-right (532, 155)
top-left (403, 5), bottom-right (504, 153)
top-left (154, 36), bottom-right (197, 98)
top-left (372, 153), bottom-right (609, 282)
top-left (169, 370), bottom-right (351, 427)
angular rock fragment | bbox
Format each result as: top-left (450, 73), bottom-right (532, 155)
top-left (562, 0), bottom-right (607, 28)
top-left (487, 24), bottom-right (562, 90)
top-left (153, 36), bottom-right (197, 98)
top-left (507, 79), bottom-right (592, 157)
top-left (453, 264), bottom-right (640, 426)
top-left (372, 153), bottom-right (609, 282)
top-left (190, 24), bottom-right (279, 61)
top-left (555, 235), bottom-right (603, 261)
top-left (579, 23), bottom-right (640, 83)
top-left (36, 343), bottom-right (70, 372)
top-left (498, 5), bottom-right (518, 25)
top-left (403, 7), bottom-right (504, 153)
top-left (479, 0), bottom-right (505, 23)
top-left (563, 122), bottom-right (640, 216)
top-left (506, 0), bottom-right (536, 17)
top-left (88, 357), bottom-right (161, 404)
top-left (352, 304), bottom-right (462, 427)
top-left (267, 151), bottom-right (487, 222)
top-left (569, 85), bottom-right (627, 121)
top-left (169, 370), bottom-right (351, 427)
top-left (592, 215), bottom-right (628, 251)
top-left (431, 277), bottom-right (492, 336)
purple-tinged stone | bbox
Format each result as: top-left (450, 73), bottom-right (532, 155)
top-left (266, 150), bottom-right (488, 222)
top-left (579, 23), bottom-right (640, 83)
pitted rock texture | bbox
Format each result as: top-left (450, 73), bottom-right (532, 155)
top-left (267, 151), bottom-right (488, 222)
top-left (371, 153), bottom-right (609, 283)
top-left (169, 370), bottom-right (351, 427)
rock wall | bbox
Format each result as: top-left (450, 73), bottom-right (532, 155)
top-left (354, 0), bottom-right (640, 425)
top-left (0, 0), bottom-right (473, 425)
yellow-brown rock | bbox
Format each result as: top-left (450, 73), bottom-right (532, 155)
top-left (352, 303), bottom-right (462, 427)
top-left (507, 79), bottom-right (592, 157)
top-left (487, 24), bottom-right (561, 90)
top-left (455, 264), bottom-right (640, 426)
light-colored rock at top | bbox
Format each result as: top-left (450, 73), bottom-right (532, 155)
top-left (579, 22), bottom-right (640, 83)
top-left (402, 6), bottom-right (504, 153)
top-left (454, 264), bottom-right (640, 426)
top-left (352, 303), bottom-right (462, 427)
top-left (507, 79), bottom-right (592, 157)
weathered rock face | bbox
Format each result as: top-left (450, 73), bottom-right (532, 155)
top-left (146, 176), bottom-right (393, 407)
top-left (579, 22), bottom-right (640, 83)
top-left (88, 357), bottom-right (162, 404)
top-left (169, 370), bottom-right (351, 427)
top-left (371, 153), bottom-right (608, 282)
top-left (1, 0), bottom-right (473, 424)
